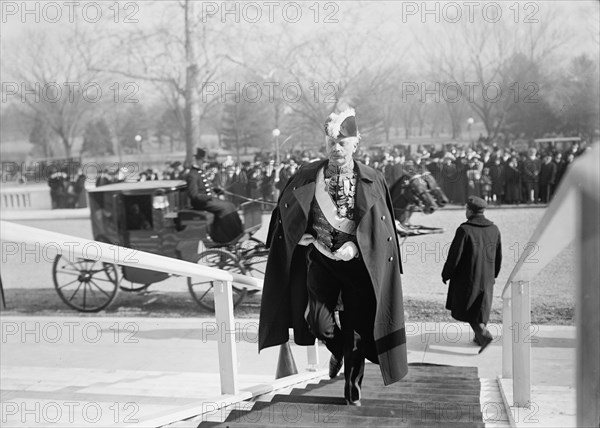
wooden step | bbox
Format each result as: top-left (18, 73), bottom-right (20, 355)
top-left (292, 384), bottom-right (481, 398)
top-left (380, 363), bottom-right (479, 375)
top-left (291, 388), bottom-right (481, 404)
top-left (214, 405), bottom-right (486, 427)
top-left (364, 374), bottom-right (482, 384)
top-left (247, 401), bottom-right (485, 424)
top-left (300, 380), bottom-right (482, 393)
top-left (197, 364), bottom-right (485, 428)
top-left (202, 423), bottom-right (483, 428)
top-left (271, 391), bottom-right (481, 415)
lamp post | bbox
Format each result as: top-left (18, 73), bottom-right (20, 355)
top-left (272, 128), bottom-right (281, 165)
top-left (467, 117), bottom-right (474, 147)
top-left (134, 134), bottom-right (142, 153)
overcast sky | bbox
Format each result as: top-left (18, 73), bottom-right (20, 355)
top-left (2, 0), bottom-right (598, 60)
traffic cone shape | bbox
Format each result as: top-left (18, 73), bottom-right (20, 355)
top-left (275, 342), bottom-right (298, 379)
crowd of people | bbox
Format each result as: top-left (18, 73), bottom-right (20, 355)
top-left (152, 140), bottom-right (590, 208)
top-left (359, 141), bottom-right (589, 206)
top-left (48, 138), bottom-right (591, 210)
top-left (47, 168), bottom-right (87, 209)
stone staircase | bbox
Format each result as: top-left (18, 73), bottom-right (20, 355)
top-left (195, 363), bottom-right (489, 427)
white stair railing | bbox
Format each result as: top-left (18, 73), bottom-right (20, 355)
top-left (0, 220), bottom-right (320, 396)
top-left (499, 144), bottom-right (599, 427)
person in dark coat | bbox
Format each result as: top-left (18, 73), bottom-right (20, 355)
top-left (521, 148), bottom-right (541, 203)
top-left (442, 196), bottom-right (502, 353)
top-left (261, 160), bottom-right (278, 210)
top-left (48, 169), bottom-right (69, 209)
top-left (489, 158), bottom-right (505, 205)
top-left (553, 152), bottom-right (567, 188)
top-left (259, 108), bottom-right (408, 405)
top-left (504, 157), bottom-right (521, 204)
top-left (186, 148), bottom-right (243, 243)
top-left (538, 153), bottom-right (557, 203)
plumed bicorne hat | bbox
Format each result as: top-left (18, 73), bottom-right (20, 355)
top-left (324, 108), bottom-right (360, 139)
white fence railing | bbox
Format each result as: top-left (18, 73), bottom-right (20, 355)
top-left (500, 144), bottom-right (599, 427)
top-left (0, 220), bottom-right (319, 396)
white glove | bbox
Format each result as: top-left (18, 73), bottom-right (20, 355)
top-left (334, 241), bottom-right (358, 261)
top-left (298, 233), bottom-right (316, 246)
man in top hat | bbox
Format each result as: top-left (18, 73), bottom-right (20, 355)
top-left (187, 147), bottom-right (243, 243)
top-left (259, 108), bottom-right (408, 405)
top-left (442, 195), bottom-right (502, 353)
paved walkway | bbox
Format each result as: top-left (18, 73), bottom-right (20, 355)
top-left (0, 316), bottom-right (575, 427)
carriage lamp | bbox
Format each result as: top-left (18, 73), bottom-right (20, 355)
top-left (152, 194), bottom-right (169, 210)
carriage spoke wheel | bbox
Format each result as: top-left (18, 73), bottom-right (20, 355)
top-left (119, 280), bottom-right (151, 292)
top-left (239, 238), bottom-right (266, 292)
top-left (53, 255), bottom-right (119, 312)
top-left (187, 249), bottom-right (247, 312)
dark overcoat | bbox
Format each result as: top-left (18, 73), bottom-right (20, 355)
top-left (258, 159), bottom-right (408, 386)
top-left (442, 214), bottom-right (502, 324)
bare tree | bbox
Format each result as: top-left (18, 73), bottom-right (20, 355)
top-left (90, 0), bottom-right (231, 163)
top-left (3, 28), bottom-right (107, 157)
top-left (415, 8), bottom-right (571, 140)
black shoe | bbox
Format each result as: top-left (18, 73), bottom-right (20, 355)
top-left (478, 336), bottom-right (493, 354)
top-left (329, 354), bottom-right (343, 379)
top-left (345, 399), bottom-right (361, 406)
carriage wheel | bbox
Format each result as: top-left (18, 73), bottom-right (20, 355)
top-left (187, 249), bottom-right (248, 312)
top-left (239, 238), bottom-right (266, 292)
top-left (53, 255), bottom-right (119, 312)
top-left (119, 281), bottom-right (152, 292)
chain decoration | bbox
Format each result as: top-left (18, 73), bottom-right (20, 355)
top-left (324, 162), bottom-right (357, 220)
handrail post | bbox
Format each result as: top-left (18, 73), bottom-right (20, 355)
top-left (511, 280), bottom-right (531, 406)
top-left (306, 341), bottom-right (319, 371)
top-left (502, 293), bottom-right (512, 379)
top-left (213, 280), bottom-right (239, 395)
top-left (577, 190), bottom-right (600, 427)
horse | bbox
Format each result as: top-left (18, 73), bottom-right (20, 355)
top-left (389, 171), bottom-right (448, 237)
top-left (420, 171), bottom-right (450, 209)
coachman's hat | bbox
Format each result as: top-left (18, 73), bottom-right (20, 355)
top-left (467, 195), bottom-right (487, 212)
top-left (195, 147), bottom-right (206, 159)
top-left (325, 108), bottom-right (360, 139)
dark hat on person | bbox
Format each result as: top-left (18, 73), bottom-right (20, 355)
top-left (195, 147), bottom-right (206, 159)
top-left (325, 108), bottom-right (360, 139)
top-left (467, 195), bottom-right (487, 212)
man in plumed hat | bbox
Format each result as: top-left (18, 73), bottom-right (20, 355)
top-left (186, 147), bottom-right (243, 243)
top-left (442, 195), bottom-right (502, 353)
top-left (259, 108), bottom-right (408, 405)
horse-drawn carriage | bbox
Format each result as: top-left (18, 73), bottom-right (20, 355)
top-left (52, 180), bottom-right (268, 313)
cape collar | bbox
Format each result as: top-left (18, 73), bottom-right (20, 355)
top-left (465, 213), bottom-right (494, 227)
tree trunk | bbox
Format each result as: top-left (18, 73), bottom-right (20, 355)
top-left (60, 133), bottom-right (71, 158)
top-left (184, 0), bottom-right (200, 164)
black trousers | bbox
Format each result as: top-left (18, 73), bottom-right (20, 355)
top-left (192, 198), bottom-right (243, 243)
top-left (466, 294), bottom-right (493, 344)
top-left (304, 247), bottom-right (377, 402)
